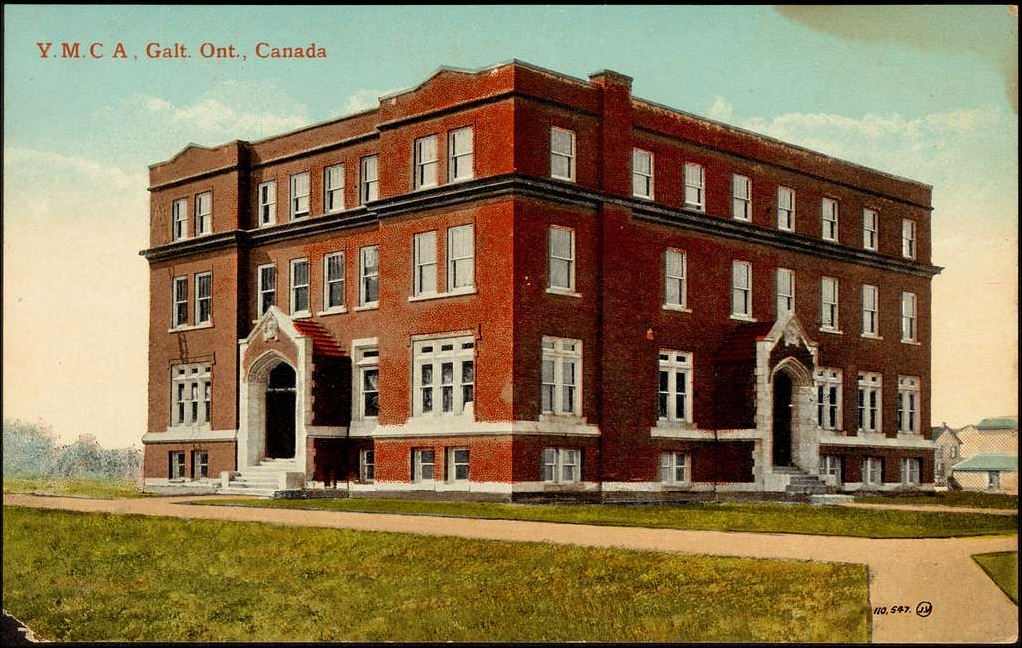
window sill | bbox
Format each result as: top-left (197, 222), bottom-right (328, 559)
top-left (317, 307), bottom-right (347, 317)
top-left (546, 287), bottom-right (581, 298)
top-left (169, 322), bottom-right (213, 333)
top-left (408, 288), bottom-right (477, 302)
top-left (661, 482), bottom-right (693, 490)
top-left (258, 221), bottom-right (277, 228)
top-left (354, 303), bottom-right (380, 312)
top-left (662, 304), bottom-right (692, 313)
top-left (632, 193), bottom-right (654, 201)
top-left (822, 237), bottom-right (839, 244)
top-left (655, 419), bottom-right (695, 430)
top-left (448, 175), bottom-right (475, 184)
top-left (551, 174), bottom-right (575, 183)
top-left (860, 333), bottom-right (883, 340)
top-left (291, 310), bottom-right (312, 319)
top-left (414, 183), bottom-right (439, 192)
top-left (539, 413), bottom-right (584, 425)
top-left (819, 327), bottom-right (844, 335)
top-left (291, 214), bottom-right (310, 221)
top-left (683, 203), bottom-right (704, 212)
top-left (729, 314), bottom-right (757, 322)
top-left (732, 216), bottom-right (751, 223)
top-left (901, 339), bottom-right (921, 346)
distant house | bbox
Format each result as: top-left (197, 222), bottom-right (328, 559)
top-left (950, 417), bottom-right (1017, 494)
top-left (931, 423), bottom-right (960, 486)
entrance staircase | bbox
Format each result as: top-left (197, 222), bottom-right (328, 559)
top-left (772, 465), bottom-right (834, 496)
top-left (219, 458), bottom-right (303, 497)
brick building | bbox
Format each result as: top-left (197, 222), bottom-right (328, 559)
top-left (141, 61), bottom-right (941, 500)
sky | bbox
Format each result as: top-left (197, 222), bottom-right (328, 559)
top-left (3, 5), bottom-right (1018, 448)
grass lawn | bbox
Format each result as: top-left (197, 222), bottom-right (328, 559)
top-left (973, 552), bottom-right (1019, 605)
top-left (3, 506), bottom-right (870, 642)
top-left (854, 490), bottom-right (1018, 510)
top-left (2, 477), bottom-right (144, 499)
top-left (197, 496), bottom-right (1018, 538)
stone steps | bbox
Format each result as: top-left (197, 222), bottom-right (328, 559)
top-left (777, 465), bottom-right (835, 495)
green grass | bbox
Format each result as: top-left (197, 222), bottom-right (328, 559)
top-left (2, 477), bottom-right (144, 499)
top-left (973, 552), bottom-right (1019, 605)
top-left (854, 490), bottom-right (1018, 510)
top-left (3, 506), bottom-right (870, 642)
top-left (197, 496), bottom-right (1018, 538)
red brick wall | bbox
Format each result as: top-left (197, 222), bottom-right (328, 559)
top-left (143, 441), bottom-right (235, 478)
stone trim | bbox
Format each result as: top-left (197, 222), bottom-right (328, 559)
top-left (143, 429), bottom-right (237, 443)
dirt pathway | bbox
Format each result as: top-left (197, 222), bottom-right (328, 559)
top-left (4, 494), bottom-right (1017, 643)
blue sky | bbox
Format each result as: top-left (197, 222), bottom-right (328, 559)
top-left (3, 5), bottom-right (1017, 446)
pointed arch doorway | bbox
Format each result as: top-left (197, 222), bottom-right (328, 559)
top-left (772, 371), bottom-right (794, 467)
top-left (265, 362), bottom-right (297, 459)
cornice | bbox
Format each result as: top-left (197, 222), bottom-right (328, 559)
top-left (140, 174), bottom-right (942, 278)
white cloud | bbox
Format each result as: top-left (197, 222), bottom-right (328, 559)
top-left (707, 95), bottom-right (734, 122)
top-left (129, 93), bottom-right (310, 139)
top-left (342, 88), bottom-right (400, 115)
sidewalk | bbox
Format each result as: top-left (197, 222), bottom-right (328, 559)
top-left (840, 501), bottom-right (1019, 516)
top-left (4, 493), bottom-right (1018, 643)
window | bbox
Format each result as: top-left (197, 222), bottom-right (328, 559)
top-left (195, 272), bottom-right (212, 325)
top-left (290, 172), bottom-right (310, 219)
top-left (169, 451), bottom-right (185, 479)
top-left (897, 376), bottom-right (920, 434)
top-left (171, 363), bottom-right (211, 427)
top-left (257, 265), bottom-right (276, 316)
top-left (359, 245), bottom-right (380, 306)
top-left (360, 155), bottom-right (379, 203)
top-left (857, 372), bottom-right (882, 434)
top-left (820, 455), bottom-right (842, 483)
top-left (360, 449), bottom-right (375, 483)
top-left (864, 457), bottom-right (883, 486)
top-left (414, 135), bottom-right (438, 190)
top-left (731, 261), bottom-right (752, 318)
top-left (901, 292), bottom-right (917, 342)
top-left (901, 458), bottom-right (921, 485)
top-left (821, 277), bottom-right (839, 330)
top-left (412, 231), bottom-right (438, 296)
top-left (172, 276), bottom-right (188, 327)
top-left (815, 368), bottom-right (842, 431)
top-left (446, 448), bottom-right (470, 483)
top-left (290, 259), bottom-right (310, 315)
top-left (776, 268), bottom-right (795, 316)
top-left (192, 450), bottom-right (209, 479)
top-left (821, 197), bottom-right (839, 242)
top-left (550, 127), bottom-right (575, 181)
top-left (172, 198), bottom-right (188, 241)
top-left (684, 163), bottom-right (704, 210)
top-left (664, 249), bottom-right (687, 309)
top-left (195, 191), bottom-right (212, 235)
top-left (777, 186), bottom-right (795, 231)
top-left (863, 209), bottom-right (878, 251)
top-left (902, 219), bottom-right (916, 259)
top-left (660, 452), bottom-right (690, 484)
top-left (541, 337), bottom-right (581, 416)
top-left (412, 448), bottom-right (436, 482)
top-left (861, 284), bottom-right (879, 336)
top-left (547, 226), bottom-right (575, 292)
top-left (732, 174), bottom-right (751, 221)
top-left (448, 127), bottom-right (474, 182)
top-left (324, 164), bottom-right (344, 213)
top-left (323, 253), bottom-right (345, 310)
top-left (413, 336), bottom-right (475, 416)
top-left (258, 181), bottom-right (277, 226)
top-left (658, 351), bottom-right (693, 423)
top-left (356, 348), bottom-right (379, 419)
top-left (988, 471), bottom-right (1001, 491)
top-left (447, 224), bottom-right (475, 291)
top-left (632, 148), bottom-right (653, 199)
top-left (542, 448), bottom-right (581, 484)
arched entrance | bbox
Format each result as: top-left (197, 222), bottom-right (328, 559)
top-left (265, 363), bottom-right (296, 459)
top-left (772, 371), bottom-right (794, 467)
